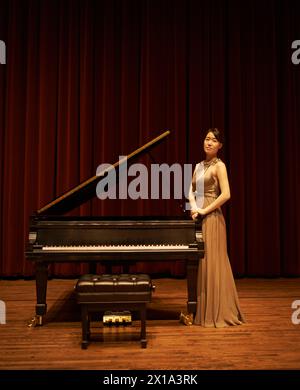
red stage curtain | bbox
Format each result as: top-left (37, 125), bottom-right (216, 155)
top-left (0, 0), bottom-right (300, 277)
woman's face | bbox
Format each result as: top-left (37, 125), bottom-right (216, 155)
top-left (203, 132), bottom-right (222, 155)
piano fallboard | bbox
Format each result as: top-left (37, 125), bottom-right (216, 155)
top-left (27, 216), bottom-right (199, 244)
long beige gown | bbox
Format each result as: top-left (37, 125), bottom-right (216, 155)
top-left (193, 159), bottom-right (245, 327)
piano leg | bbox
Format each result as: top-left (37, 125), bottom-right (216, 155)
top-left (34, 261), bottom-right (49, 324)
top-left (186, 258), bottom-right (199, 315)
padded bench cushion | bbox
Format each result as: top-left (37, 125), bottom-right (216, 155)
top-left (75, 274), bottom-right (152, 303)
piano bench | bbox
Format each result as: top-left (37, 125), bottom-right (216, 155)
top-left (75, 274), bottom-right (153, 349)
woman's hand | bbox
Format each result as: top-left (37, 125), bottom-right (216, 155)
top-left (190, 209), bottom-right (198, 220)
top-left (196, 208), bottom-right (206, 216)
top-left (191, 208), bottom-right (207, 220)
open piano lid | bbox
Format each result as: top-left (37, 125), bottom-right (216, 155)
top-left (37, 130), bottom-right (171, 216)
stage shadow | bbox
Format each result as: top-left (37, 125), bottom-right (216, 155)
top-left (44, 291), bottom-right (182, 323)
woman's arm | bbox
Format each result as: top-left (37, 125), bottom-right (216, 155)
top-left (188, 164), bottom-right (200, 219)
top-left (197, 161), bottom-right (231, 216)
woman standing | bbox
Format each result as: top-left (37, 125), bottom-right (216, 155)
top-left (189, 128), bottom-right (245, 327)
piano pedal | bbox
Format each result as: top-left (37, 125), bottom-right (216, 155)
top-left (103, 311), bottom-right (132, 326)
top-left (27, 315), bottom-right (43, 327)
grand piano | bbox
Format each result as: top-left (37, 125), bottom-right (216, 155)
top-left (25, 130), bottom-right (204, 325)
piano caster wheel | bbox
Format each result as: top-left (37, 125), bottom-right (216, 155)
top-left (141, 339), bottom-right (147, 348)
top-left (179, 311), bottom-right (193, 326)
top-left (27, 315), bottom-right (43, 327)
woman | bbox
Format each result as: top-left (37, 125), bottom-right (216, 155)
top-left (189, 128), bottom-right (245, 327)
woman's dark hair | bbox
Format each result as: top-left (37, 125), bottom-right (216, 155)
top-left (206, 128), bottom-right (224, 144)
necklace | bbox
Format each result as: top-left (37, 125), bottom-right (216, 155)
top-left (194, 157), bottom-right (220, 184)
top-left (203, 157), bottom-right (220, 172)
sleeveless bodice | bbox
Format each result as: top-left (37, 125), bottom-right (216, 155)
top-left (204, 173), bottom-right (220, 199)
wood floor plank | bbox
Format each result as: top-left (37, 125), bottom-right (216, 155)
top-left (0, 278), bottom-right (300, 370)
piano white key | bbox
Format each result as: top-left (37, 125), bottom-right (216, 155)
top-left (42, 244), bottom-right (190, 251)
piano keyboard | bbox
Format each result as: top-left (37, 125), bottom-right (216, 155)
top-left (42, 244), bottom-right (190, 252)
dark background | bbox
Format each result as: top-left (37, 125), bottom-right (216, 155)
top-left (0, 0), bottom-right (300, 278)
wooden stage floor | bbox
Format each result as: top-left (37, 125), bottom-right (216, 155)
top-left (0, 277), bottom-right (300, 371)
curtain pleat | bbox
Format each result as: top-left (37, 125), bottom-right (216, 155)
top-left (0, 0), bottom-right (300, 277)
